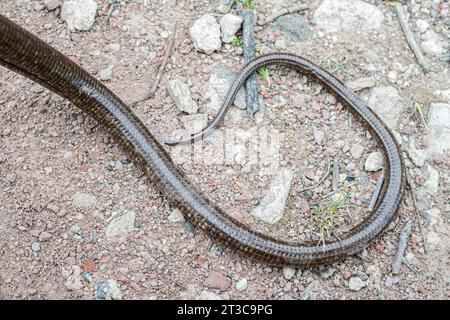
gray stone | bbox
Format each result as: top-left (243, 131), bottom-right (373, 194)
top-left (30, 84), bottom-right (44, 94)
top-left (426, 103), bottom-right (450, 155)
top-left (313, 0), bottom-right (384, 33)
top-left (235, 278), bottom-right (248, 292)
top-left (43, 0), bottom-right (62, 11)
top-left (350, 144), bottom-right (364, 159)
top-left (348, 276), bottom-right (365, 291)
top-left (345, 77), bottom-right (376, 92)
top-left (99, 65), bottom-right (113, 81)
top-left (105, 211), bottom-right (136, 241)
top-left (365, 152), bottom-right (384, 172)
top-left (282, 266), bottom-right (296, 280)
top-left (416, 19), bottom-right (429, 33)
top-left (250, 168), bottom-right (294, 224)
top-left (269, 14), bottom-right (310, 42)
top-left (189, 14), bottom-right (221, 54)
top-left (421, 30), bottom-right (447, 56)
top-left (406, 139), bottom-right (428, 167)
top-left (422, 163), bottom-right (439, 196)
top-left (168, 79), bottom-right (198, 114)
top-left (203, 66), bottom-right (246, 114)
top-left (31, 242), bottom-right (41, 252)
top-left (368, 86), bottom-right (404, 129)
top-left (96, 280), bottom-right (122, 300)
top-left (220, 14), bottom-right (243, 43)
top-left (217, 0), bottom-right (233, 13)
top-left (72, 191), bottom-right (97, 209)
top-left (61, 0), bottom-right (97, 31)
top-left (168, 208), bottom-right (185, 223)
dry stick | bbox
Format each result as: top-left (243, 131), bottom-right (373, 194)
top-left (258, 3), bottom-right (309, 25)
top-left (147, 23), bottom-right (178, 99)
top-left (331, 159), bottom-right (339, 191)
top-left (395, 4), bottom-right (429, 73)
top-left (391, 220), bottom-right (412, 274)
top-left (238, 4), bottom-right (260, 117)
top-left (300, 158), bottom-right (332, 192)
top-left (103, 0), bottom-right (119, 31)
top-left (368, 173), bottom-right (385, 211)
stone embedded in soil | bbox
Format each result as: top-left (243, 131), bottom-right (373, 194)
top-left (416, 19), bottom-right (429, 33)
top-left (30, 84), bottom-right (44, 94)
top-left (105, 211), bottom-right (136, 242)
top-left (364, 152), bottom-right (384, 172)
top-left (203, 66), bottom-right (246, 113)
top-left (368, 86), bottom-right (404, 129)
top-left (203, 271), bottom-right (231, 291)
top-left (168, 208), bottom-right (185, 223)
top-left (236, 278), bottom-right (248, 292)
top-left (268, 14), bottom-right (310, 42)
top-left (31, 242), bottom-right (41, 252)
top-left (348, 277), bottom-right (366, 291)
top-left (421, 30), bottom-right (448, 56)
top-left (61, 0), bottom-right (98, 31)
top-left (72, 191), bottom-right (97, 209)
top-left (282, 266), bottom-right (296, 280)
top-left (313, 0), bottom-right (384, 34)
top-left (189, 14), bottom-right (221, 55)
top-left (350, 144), bottom-right (364, 159)
top-left (345, 77), bottom-right (376, 92)
top-left (96, 279), bottom-right (122, 300)
top-left (98, 65), bottom-right (113, 81)
top-left (426, 103), bottom-right (450, 156)
top-left (220, 14), bottom-right (243, 44)
top-left (422, 163), bottom-right (440, 196)
top-left (168, 79), bottom-right (198, 114)
top-left (250, 168), bottom-right (294, 224)
top-left (43, 0), bottom-right (62, 11)
top-left (406, 139), bottom-right (428, 167)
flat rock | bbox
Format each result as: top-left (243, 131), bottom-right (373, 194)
top-left (203, 271), bottom-right (231, 291)
top-left (250, 168), bottom-right (294, 224)
top-left (426, 103), bottom-right (450, 156)
top-left (72, 191), bottom-right (97, 209)
top-left (269, 14), bottom-right (310, 42)
top-left (61, 0), bottom-right (97, 31)
top-left (105, 211), bottom-right (136, 242)
top-left (168, 79), bottom-right (198, 114)
top-left (313, 0), bottom-right (384, 34)
top-left (368, 86), bottom-right (404, 129)
top-left (203, 66), bottom-right (246, 113)
top-left (365, 152), bottom-right (384, 172)
top-left (189, 14), bottom-right (221, 54)
top-left (220, 14), bottom-right (243, 43)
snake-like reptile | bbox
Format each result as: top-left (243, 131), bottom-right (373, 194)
top-left (0, 15), bottom-right (405, 266)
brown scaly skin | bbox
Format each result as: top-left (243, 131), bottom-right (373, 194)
top-left (0, 15), bottom-right (405, 267)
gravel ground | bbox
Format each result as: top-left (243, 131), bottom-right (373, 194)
top-left (0, 0), bottom-right (449, 299)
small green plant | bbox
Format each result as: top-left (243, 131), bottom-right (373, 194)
top-left (328, 58), bottom-right (341, 72)
top-left (258, 67), bottom-right (271, 85)
top-left (312, 191), bottom-right (352, 246)
top-left (236, 0), bottom-right (255, 10)
top-left (231, 36), bottom-right (243, 48)
top-left (414, 102), bottom-right (428, 131)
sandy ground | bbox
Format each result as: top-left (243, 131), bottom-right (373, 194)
top-left (0, 0), bottom-right (449, 299)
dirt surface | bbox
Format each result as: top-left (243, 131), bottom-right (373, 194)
top-left (0, 0), bottom-right (449, 299)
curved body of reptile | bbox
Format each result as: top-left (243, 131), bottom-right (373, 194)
top-left (0, 15), bottom-right (404, 266)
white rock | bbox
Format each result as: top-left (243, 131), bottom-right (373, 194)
top-left (198, 290), bottom-right (222, 300)
top-left (365, 152), bottom-right (384, 171)
top-left (282, 266), bottom-right (296, 280)
top-left (422, 163), bottom-right (439, 196)
top-left (61, 0), bottom-right (97, 31)
top-left (313, 0), bottom-right (384, 34)
top-left (368, 86), bottom-right (404, 129)
top-left (416, 19), bottom-right (429, 33)
top-left (235, 278), bottom-right (248, 292)
top-left (72, 192), bottom-right (97, 209)
top-left (220, 14), bottom-right (243, 43)
top-left (348, 277), bottom-right (365, 291)
top-left (421, 30), bottom-right (447, 56)
top-left (387, 71), bottom-right (398, 83)
top-left (168, 79), bottom-right (198, 114)
top-left (406, 139), bottom-right (428, 167)
top-left (350, 144), bottom-right (364, 159)
top-left (189, 14), bottom-right (221, 54)
top-left (168, 208), bottom-right (185, 223)
top-left (426, 103), bottom-right (450, 155)
top-left (99, 65), bottom-right (113, 81)
top-left (105, 211), bottom-right (136, 241)
top-left (250, 168), bottom-right (294, 224)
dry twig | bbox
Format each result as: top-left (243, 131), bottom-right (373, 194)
top-left (258, 3), bottom-right (309, 25)
top-left (391, 220), bottom-right (412, 274)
